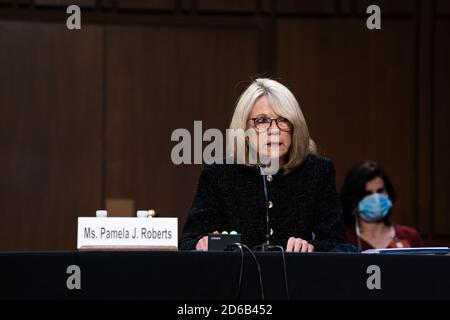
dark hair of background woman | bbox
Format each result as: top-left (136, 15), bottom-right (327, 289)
top-left (340, 161), bottom-right (397, 227)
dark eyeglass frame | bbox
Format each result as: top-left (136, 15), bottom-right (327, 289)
top-left (248, 117), bottom-right (293, 132)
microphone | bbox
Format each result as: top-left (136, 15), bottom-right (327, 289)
top-left (254, 163), bottom-right (271, 251)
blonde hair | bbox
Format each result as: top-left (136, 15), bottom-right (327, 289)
top-left (227, 78), bottom-right (317, 174)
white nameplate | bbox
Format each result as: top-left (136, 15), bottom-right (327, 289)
top-left (77, 217), bottom-right (178, 251)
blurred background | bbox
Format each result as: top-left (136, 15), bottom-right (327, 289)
top-left (0, 0), bottom-right (449, 251)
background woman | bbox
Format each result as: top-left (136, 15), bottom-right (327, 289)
top-left (340, 161), bottom-right (423, 251)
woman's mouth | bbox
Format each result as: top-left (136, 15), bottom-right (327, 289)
top-left (267, 142), bottom-right (283, 146)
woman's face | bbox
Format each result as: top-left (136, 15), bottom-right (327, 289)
top-left (365, 177), bottom-right (388, 196)
top-left (246, 96), bottom-right (292, 162)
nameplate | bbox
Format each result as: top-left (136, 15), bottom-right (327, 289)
top-left (77, 217), bottom-right (178, 251)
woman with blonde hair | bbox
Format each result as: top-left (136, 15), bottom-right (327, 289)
top-left (180, 78), bottom-right (346, 252)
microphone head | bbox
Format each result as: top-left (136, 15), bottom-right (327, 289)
top-left (257, 164), bottom-right (266, 175)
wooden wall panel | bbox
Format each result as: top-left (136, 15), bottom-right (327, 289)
top-left (197, 0), bottom-right (256, 13)
top-left (0, 0), bottom-right (449, 250)
top-left (416, 0), bottom-right (434, 238)
top-left (276, 0), bottom-right (335, 15)
top-left (437, 0), bottom-right (450, 15)
top-left (433, 20), bottom-right (450, 236)
top-left (117, 0), bottom-right (176, 11)
top-left (0, 22), bottom-right (103, 250)
top-left (276, 19), bottom-right (416, 227)
top-left (339, 0), bottom-right (354, 15)
top-left (34, 0), bottom-right (95, 7)
top-left (105, 26), bottom-right (260, 231)
top-left (356, 0), bottom-right (415, 15)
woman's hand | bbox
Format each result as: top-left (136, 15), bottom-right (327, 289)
top-left (195, 236), bottom-right (208, 251)
top-left (286, 237), bottom-right (314, 252)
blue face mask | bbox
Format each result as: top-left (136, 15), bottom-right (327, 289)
top-left (358, 193), bottom-right (392, 222)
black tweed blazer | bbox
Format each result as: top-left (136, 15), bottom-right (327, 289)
top-left (180, 154), bottom-right (347, 251)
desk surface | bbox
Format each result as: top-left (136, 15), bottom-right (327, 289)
top-left (1, 251), bottom-right (449, 299)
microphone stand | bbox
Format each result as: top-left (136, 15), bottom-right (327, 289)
top-left (254, 164), bottom-right (272, 252)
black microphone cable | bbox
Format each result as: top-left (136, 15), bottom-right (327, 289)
top-left (225, 243), bottom-right (244, 300)
top-left (264, 245), bottom-right (290, 300)
top-left (226, 243), bottom-right (265, 300)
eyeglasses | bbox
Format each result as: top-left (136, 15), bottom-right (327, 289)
top-left (248, 117), bottom-right (293, 132)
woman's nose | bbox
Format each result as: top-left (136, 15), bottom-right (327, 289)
top-left (268, 125), bottom-right (280, 135)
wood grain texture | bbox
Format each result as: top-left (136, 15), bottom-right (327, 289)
top-left (1, 0), bottom-right (450, 250)
top-left (105, 25), bottom-right (260, 235)
top-left (277, 19), bottom-right (416, 227)
top-left (434, 20), bottom-right (450, 235)
top-left (0, 22), bottom-right (103, 250)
